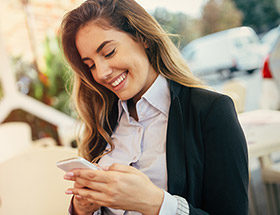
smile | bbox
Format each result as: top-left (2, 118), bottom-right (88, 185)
top-left (111, 71), bottom-right (128, 87)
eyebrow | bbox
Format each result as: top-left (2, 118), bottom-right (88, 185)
top-left (81, 40), bottom-right (113, 62)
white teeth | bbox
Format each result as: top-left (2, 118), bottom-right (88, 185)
top-left (112, 72), bottom-right (127, 87)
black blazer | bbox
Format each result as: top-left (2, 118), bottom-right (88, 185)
top-left (99, 80), bottom-right (248, 215)
top-left (166, 81), bottom-right (248, 215)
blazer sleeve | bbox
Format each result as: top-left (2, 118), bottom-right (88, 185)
top-left (190, 95), bottom-right (249, 215)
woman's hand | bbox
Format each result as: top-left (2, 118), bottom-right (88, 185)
top-left (70, 182), bottom-right (101, 215)
top-left (64, 163), bottom-right (164, 215)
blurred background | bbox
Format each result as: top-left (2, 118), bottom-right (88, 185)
top-left (0, 0), bottom-right (280, 214)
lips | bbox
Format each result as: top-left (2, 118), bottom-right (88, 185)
top-left (110, 71), bottom-right (128, 88)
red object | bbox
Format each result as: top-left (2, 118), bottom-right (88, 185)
top-left (262, 55), bottom-right (273, 78)
top-left (38, 72), bottom-right (49, 86)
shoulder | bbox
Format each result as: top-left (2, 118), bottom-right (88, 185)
top-left (189, 87), bottom-right (226, 101)
top-left (178, 85), bottom-right (235, 115)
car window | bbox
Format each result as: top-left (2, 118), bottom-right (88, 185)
top-left (271, 36), bottom-right (280, 60)
top-left (261, 26), bottom-right (280, 46)
top-left (234, 35), bottom-right (259, 48)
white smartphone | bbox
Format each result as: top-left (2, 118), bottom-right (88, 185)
top-left (56, 156), bottom-right (100, 172)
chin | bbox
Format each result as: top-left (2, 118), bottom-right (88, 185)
top-left (116, 93), bottom-right (134, 101)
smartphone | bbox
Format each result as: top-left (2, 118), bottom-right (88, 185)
top-left (56, 156), bottom-right (100, 172)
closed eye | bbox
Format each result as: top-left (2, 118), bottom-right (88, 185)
top-left (86, 48), bottom-right (116, 71)
top-left (105, 48), bottom-right (116, 58)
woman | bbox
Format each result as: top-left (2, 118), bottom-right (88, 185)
top-left (61, 0), bottom-right (248, 214)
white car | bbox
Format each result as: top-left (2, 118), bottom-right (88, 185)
top-left (181, 26), bottom-right (266, 77)
top-left (260, 33), bottom-right (280, 110)
top-left (261, 25), bottom-right (280, 52)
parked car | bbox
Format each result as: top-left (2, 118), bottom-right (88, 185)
top-left (260, 33), bottom-right (280, 110)
top-left (261, 25), bottom-right (280, 53)
top-left (181, 26), bottom-right (266, 77)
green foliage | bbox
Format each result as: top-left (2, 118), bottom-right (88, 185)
top-left (12, 56), bottom-right (44, 100)
top-left (152, 8), bottom-right (197, 49)
top-left (277, 0), bottom-right (280, 12)
top-left (43, 34), bottom-right (74, 116)
top-left (11, 35), bottom-right (75, 117)
top-left (34, 82), bottom-right (44, 99)
top-left (233, 0), bottom-right (280, 33)
top-left (151, 2), bottom-right (243, 48)
top-left (201, 0), bottom-right (243, 36)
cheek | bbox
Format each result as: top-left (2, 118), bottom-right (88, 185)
top-left (91, 72), bottom-right (103, 86)
top-left (91, 72), bottom-right (97, 81)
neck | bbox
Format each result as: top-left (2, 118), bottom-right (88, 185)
top-left (127, 99), bottom-right (138, 121)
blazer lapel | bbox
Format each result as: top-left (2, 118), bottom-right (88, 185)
top-left (166, 81), bottom-right (188, 197)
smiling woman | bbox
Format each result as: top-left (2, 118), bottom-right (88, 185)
top-left (75, 22), bottom-right (157, 102)
top-left (60, 0), bottom-right (249, 214)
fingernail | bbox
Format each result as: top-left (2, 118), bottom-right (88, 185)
top-left (65, 172), bottom-right (74, 177)
top-left (65, 190), bottom-right (73, 194)
top-left (75, 195), bottom-right (82, 199)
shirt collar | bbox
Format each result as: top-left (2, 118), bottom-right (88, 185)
top-left (142, 74), bottom-right (170, 117)
top-left (117, 74), bottom-right (170, 122)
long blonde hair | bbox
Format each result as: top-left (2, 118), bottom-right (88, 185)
top-left (60, 0), bottom-right (203, 162)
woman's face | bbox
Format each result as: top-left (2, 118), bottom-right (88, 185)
top-left (75, 21), bottom-right (158, 102)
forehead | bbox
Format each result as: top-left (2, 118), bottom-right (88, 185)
top-left (76, 21), bottom-right (126, 55)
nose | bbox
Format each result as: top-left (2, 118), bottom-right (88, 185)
top-left (94, 61), bottom-right (112, 81)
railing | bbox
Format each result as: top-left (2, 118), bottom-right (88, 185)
top-left (0, 27), bottom-right (78, 146)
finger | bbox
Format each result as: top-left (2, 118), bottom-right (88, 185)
top-left (75, 194), bottom-right (86, 201)
top-left (71, 188), bottom-right (119, 208)
top-left (74, 177), bottom-right (110, 193)
top-left (71, 169), bottom-right (112, 183)
top-left (75, 195), bottom-right (82, 199)
top-left (64, 172), bottom-right (76, 181)
top-left (66, 188), bottom-right (109, 204)
top-left (74, 181), bottom-right (87, 189)
top-left (74, 195), bottom-right (96, 207)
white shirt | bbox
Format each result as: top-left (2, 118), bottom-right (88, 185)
top-left (96, 75), bottom-right (178, 215)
